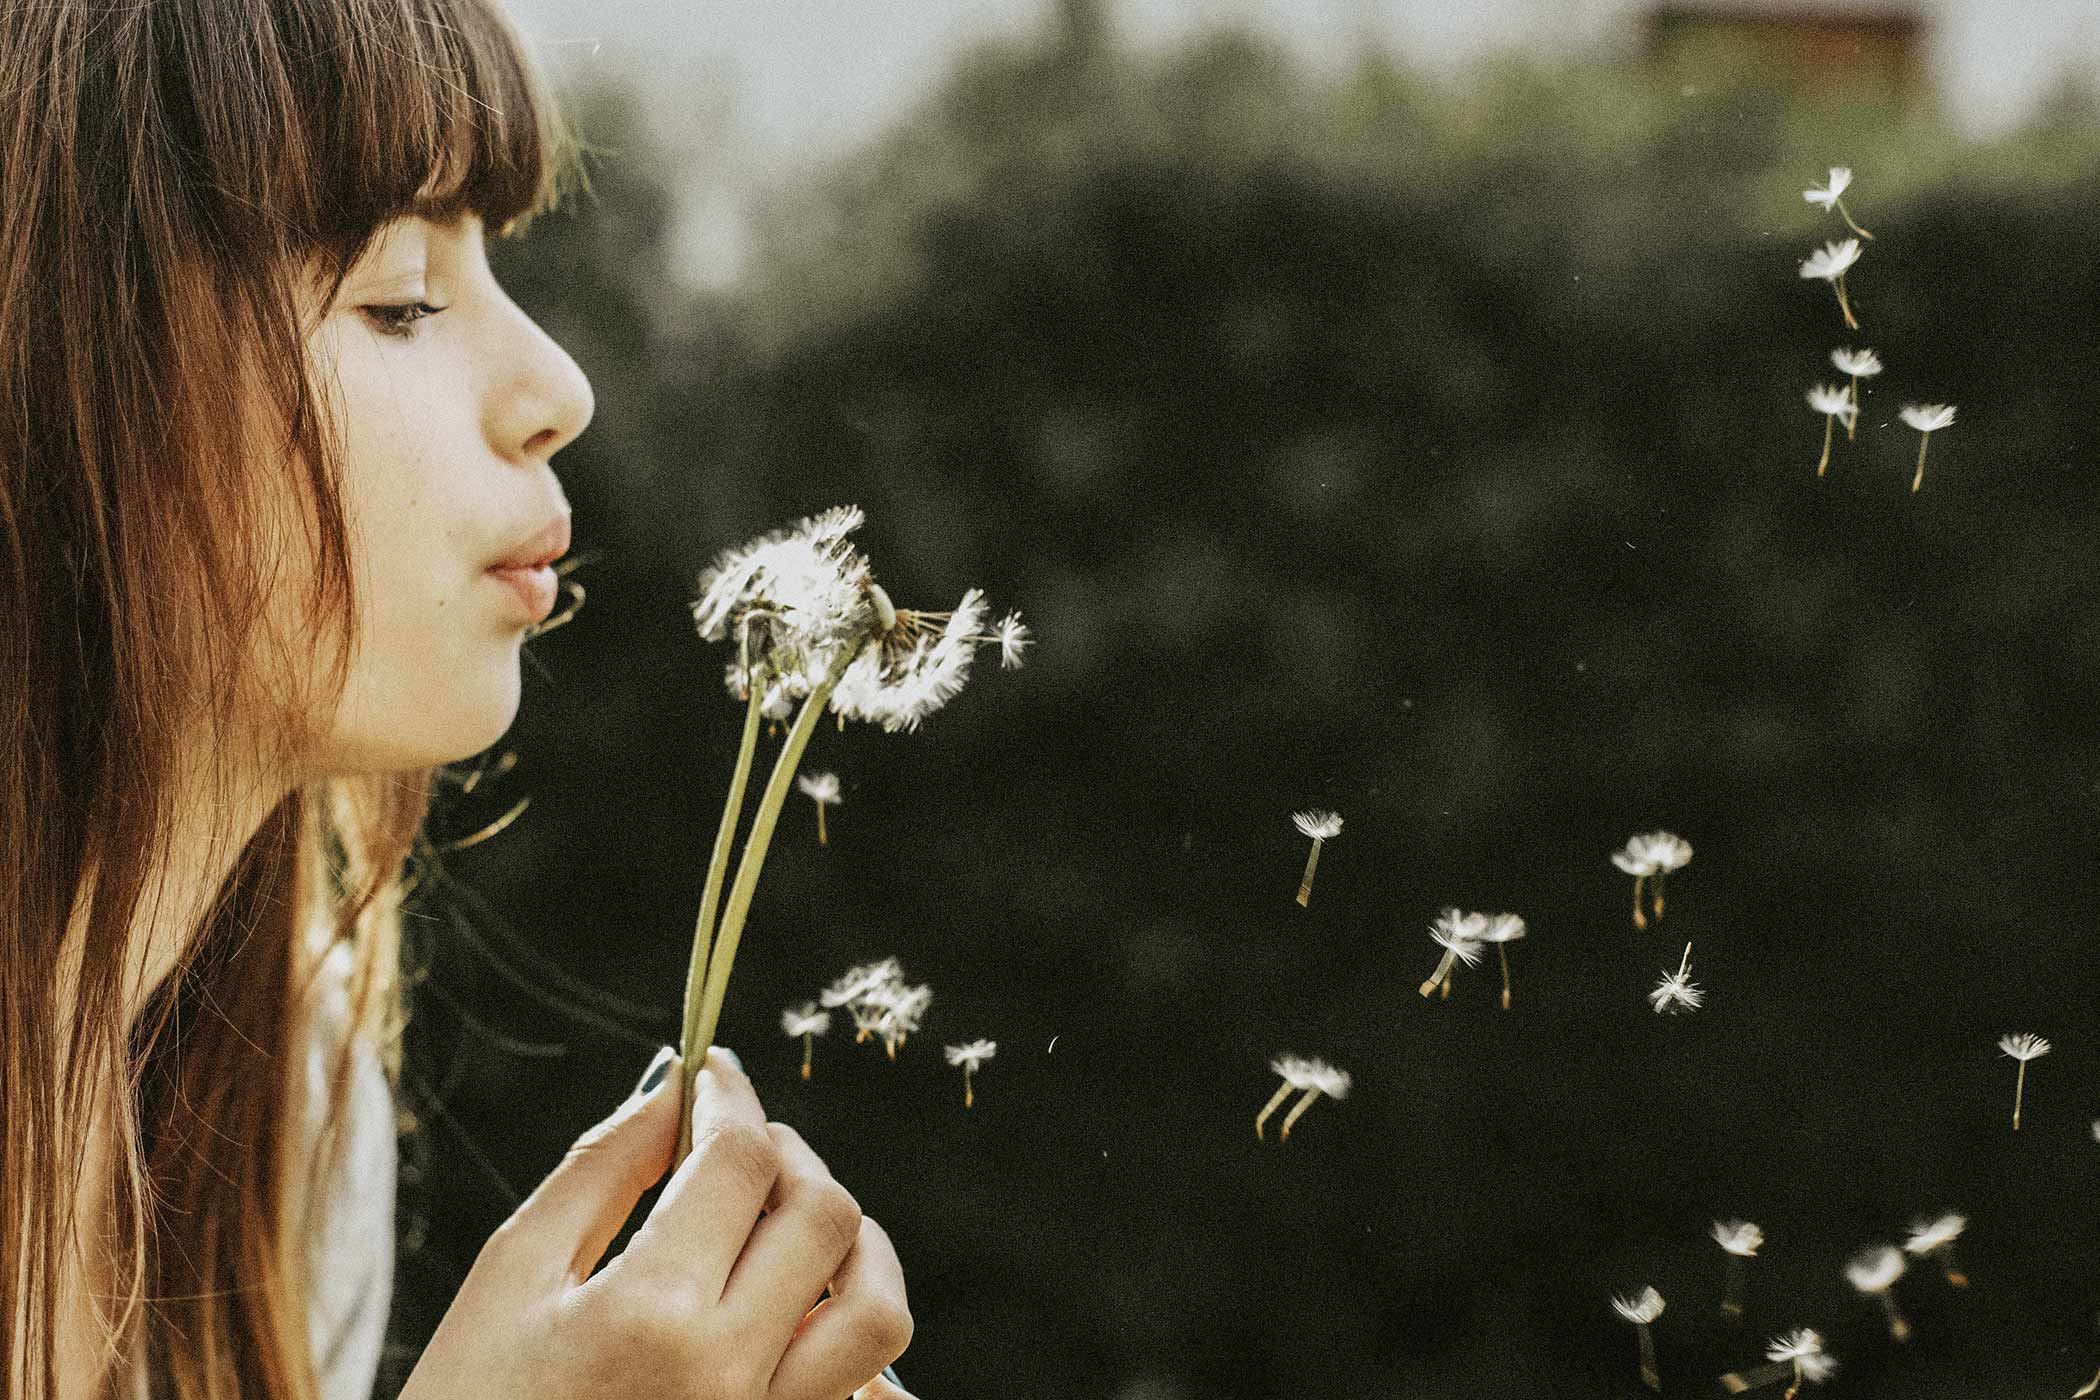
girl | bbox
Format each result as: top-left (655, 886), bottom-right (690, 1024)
top-left (0, 2), bottom-right (916, 1398)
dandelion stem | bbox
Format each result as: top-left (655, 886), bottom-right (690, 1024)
top-left (1296, 838), bottom-right (1322, 907)
top-left (1419, 947), bottom-right (1459, 998)
top-left (1632, 873), bottom-right (1647, 929)
top-left (964, 1065), bottom-right (975, 1108)
top-left (1722, 1255), bottom-right (1746, 1318)
top-left (1817, 413), bottom-right (1833, 477)
top-left (1255, 1080), bottom-right (1293, 1139)
top-left (684, 641), bottom-right (864, 1164)
top-left (2012, 1058), bottom-right (2026, 1130)
top-left (1278, 1087), bottom-right (1323, 1142)
top-left (816, 802), bottom-right (828, 846)
top-left (801, 1032), bottom-right (814, 1081)
top-left (1498, 942), bottom-right (1512, 1010)
top-left (1653, 872), bottom-right (1668, 921)
top-left (1878, 1292), bottom-right (1911, 1342)
top-left (1636, 1322), bottom-right (1660, 1391)
top-left (678, 681), bottom-right (766, 1158)
top-left (1837, 198), bottom-right (1874, 241)
top-left (1845, 376), bottom-right (1860, 440)
top-left (1833, 275), bottom-right (1859, 331)
top-left (1938, 1245), bottom-right (1968, 1287)
top-left (1912, 432), bottom-right (1930, 494)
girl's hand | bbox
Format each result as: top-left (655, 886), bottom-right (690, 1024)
top-left (400, 1047), bottom-right (913, 1400)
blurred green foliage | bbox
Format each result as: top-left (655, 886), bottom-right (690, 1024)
top-left (381, 20), bottom-right (2100, 1400)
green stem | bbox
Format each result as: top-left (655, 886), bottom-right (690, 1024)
top-left (684, 643), bottom-right (864, 1144)
top-left (679, 682), bottom-right (766, 1158)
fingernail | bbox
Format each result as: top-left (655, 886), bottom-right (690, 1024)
top-left (713, 1045), bottom-right (743, 1074)
top-left (633, 1045), bottom-right (676, 1097)
top-left (881, 1364), bottom-right (916, 1396)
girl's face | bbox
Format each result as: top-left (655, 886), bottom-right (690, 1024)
top-left (299, 211), bottom-right (594, 776)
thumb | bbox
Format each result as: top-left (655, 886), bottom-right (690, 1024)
top-left (855, 1370), bottom-right (922, 1400)
top-left (507, 1045), bottom-right (683, 1288)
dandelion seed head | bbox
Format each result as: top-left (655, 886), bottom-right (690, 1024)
top-left (1292, 809), bottom-right (1344, 840)
top-left (1831, 347), bottom-right (1882, 377)
top-left (1639, 831), bottom-right (1693, 871)
top-left (943, 1038), bottom-right (998, 1069)
top-left (819, 957), bottom-right (904, 1008)
top-left (1270, 1053), bottom-right (1319, 1085)
top-left (1804, 166), bottom-right (1854, 208)
top-left (1611, 846), bottom-right (1658, 877)
top-left (1766, 1328), bottom-right (1826, 1364)
top-left (1998, 1032), bottom-right (2050, 1061)
top-left (694, 507), bottom-right (875, 692)
top-left (996, 611), bottom-right (1033, 670)
top-left (1799, 238), bottom-right (1862, 282)
top-left (1900, 403), bottom-right (1957, 433)
top-left (1307, 1061), bottom-right (1353, 1098)
top-left (1649, 968), bottom-right (1703, 1015)
top-left (796, 771), bottom-right (844, 805)
top-left (1796, 1352), bottom-right (1836, 1383)
top-left (1844, 1245), bottom-right (1905, 1294)
top-left (1479, 912), bottom-right (1527, 944)
top-left (1611, 1287), bottom-right (1665, 1325)
top-left (781, 1002), bottom-right (832, 1038)
top-left (1430, 908), bottom-right (1489, 966)
top-left (1903, 1213), bottom-right (1965, 1254)
top-left (1806, 383), bottom-right (1856, 422)
top-left (1712, 1220), bottom-right (1764, 1257)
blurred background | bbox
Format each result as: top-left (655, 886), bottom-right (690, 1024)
top-left (377, 2), bottom-right (2100, 1396)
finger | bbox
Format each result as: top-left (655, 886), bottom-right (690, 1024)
top-left (769, 1216), bottom-right (912, 1400)
top-left (724, 1124), bottom-right (863, 1351)
top-left (621, 1047), bottom-right (777, 1298)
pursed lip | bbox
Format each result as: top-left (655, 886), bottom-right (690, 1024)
top-left (487, 512), bottom-right (571, 572)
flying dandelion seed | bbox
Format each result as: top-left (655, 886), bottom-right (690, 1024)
top-left (1805, 383), bottom-right (1857, 478)
top-left (675, 505), bottom-right (1027, 1159)
top-left (1612, 1287), bottom-right (1666, 1392)
top-left (820, 957), bottom-right (904, 1012)
top-left (1612, 831), bottom-right (1691, 927)
top-left (943, 1038), bottom-right (997, 1107)
top-left (1898, 403), bottom-right (1956, 494)
top-left (1799, 238), bottom-right (1863, 331)
top-left (1290, 809), bottom-right (1343, 907)
top-left (1803, 166), bottom-right (1874, 241)
top-left (1844, 1246), bottom-right (1911, 1342)
top-left (1418, 908), bottom-right (1487, 999)
top-left (866, 980), bottom-right (933, 1060)
top-left (1829, 346), bottom-right (1882, 440)
top-left (1998, 1032), bottom-right (2050, 1130)
top-left (1255, 1055), bottom-right (1351, 1142)
top-left (795, 770), bottom-right (843, 845)
top-left (1903, 1212), bottom-right (1968, 1287)
top-left (1722, 1327), bottom-right (1835, 1396)
top-left (1479, 913), bottom-right (1528, 1010)
top-left (1649, 942), bottom-right (1703, 1015)
top-left (1712, 1220), bottom-right (1765, 1318)
top-left (780, 1002), bottom-right (832, 1081)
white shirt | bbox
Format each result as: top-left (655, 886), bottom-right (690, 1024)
top-left (126, 940), bottom-right (396, 1400)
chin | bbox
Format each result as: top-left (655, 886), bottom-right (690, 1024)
top-left (323, 668), bottom-right (523, 774)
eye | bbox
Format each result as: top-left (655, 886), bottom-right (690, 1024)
top-left (361, 300), bottom-right (446, 338)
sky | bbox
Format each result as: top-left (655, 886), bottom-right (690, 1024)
top-left (501, 0), bottom-right (2100, 287)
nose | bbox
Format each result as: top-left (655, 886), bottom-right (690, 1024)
top-left (489, 296), bottom-right (595, 466)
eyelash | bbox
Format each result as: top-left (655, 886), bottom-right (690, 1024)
top-left (362, 300), bottom-right (446, 338)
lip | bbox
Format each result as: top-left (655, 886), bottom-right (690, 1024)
top-left (486, 563), bottom-right (558, 623)
top-left (488, 513), bottom-right (571, 572)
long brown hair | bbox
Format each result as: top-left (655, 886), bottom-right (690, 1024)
top-left (0, 2), bottom-right (584, 1396)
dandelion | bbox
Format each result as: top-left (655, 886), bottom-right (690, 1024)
top-left (1803, 166), bottom-right (1874, 241)
top-left (866, 979), bottom-right (934, 1060)
top-left (1612, 830), bottom-right (1691, 927)
top-left (796, 771), bottom-right (843, 845)
top-left (1611, 1287), bottom-right (1666, 1392)
top-left (1722, 1327), bottom-right (1835, 1396)
top-left (676, 506), bottom-right (1025, 1159)
top-left (1712, 1219), bottom-right (1765, 1318)
top-left (1649, 942), bottom-right (1704, 1015)
top-left (1418, 908), bottom-right (1487, 999)
top-left (943, 1038), bottom-right (997, 1107)
top-left (1844, 1245), bottom-right (1911, 1342)
top-left (1479, 913), bottom-right (1528, 1010)
top-left (1799, 238), bottom-right (1863, 331)
top-left (820, 957), bottom-right (904, 1011)
top-left (1903, 1211), bottom-right (1968, 1287)
top-left (1290, 809), bottom-right (1343, 907)
top-left (1999, 1032), bottom-right (2050, 1130)
top-left (1254, 1055), bottom-right (1351, 1142)
top-left (1898, 403), bottom-right (1956, 494)
top-left (1830, 347), bottom-right (1882, 440)
top-left (780, 1002), bottom-right (832, 1081)
top-left (1805, 383), bottom-right (1857, 477)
